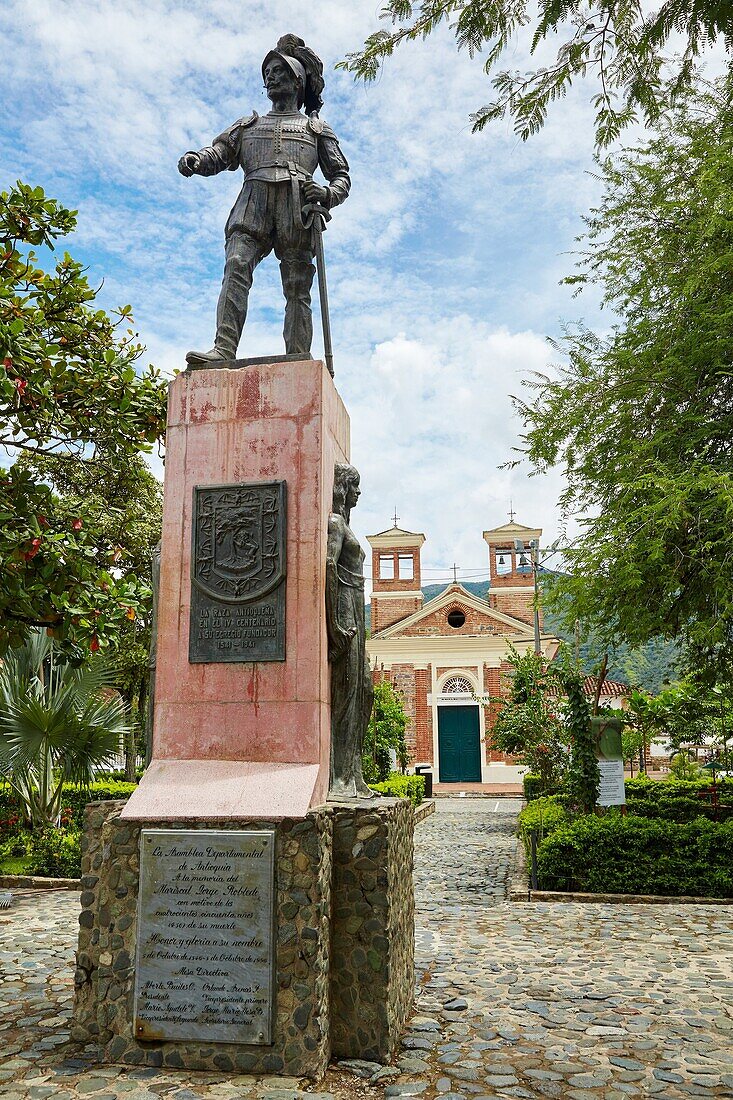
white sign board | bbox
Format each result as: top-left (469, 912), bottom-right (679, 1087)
top-left (598, 759), bottom-right (626, 807)
top-left (594, 718), bottom-right (626, 807)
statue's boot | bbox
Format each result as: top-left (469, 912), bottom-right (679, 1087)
top-left (185, 345), bottom-right (234, 367)
top-left (280, 251), bottom-right (316, 355)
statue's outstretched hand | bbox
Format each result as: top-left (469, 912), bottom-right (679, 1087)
top-left (178, 152), bottom-right (200, 177)
top-left (303, 179), bottom-right (328, 205)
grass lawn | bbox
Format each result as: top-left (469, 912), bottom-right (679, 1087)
top-left (0, 856), bottom-right (32, 875)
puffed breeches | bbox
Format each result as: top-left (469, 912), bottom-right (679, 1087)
top-left (215, 180), bottom-right (316, 358)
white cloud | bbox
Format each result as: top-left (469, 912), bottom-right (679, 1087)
top-left (342, 319), bottom-right (569, 590)
top-left (2, 0), bottom-right (722, 593)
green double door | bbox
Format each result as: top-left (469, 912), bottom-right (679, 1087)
top-left (437, 705), bottom-right (482, 782)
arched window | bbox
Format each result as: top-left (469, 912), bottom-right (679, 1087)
top-left (441, 676), bottom-right (474, 695)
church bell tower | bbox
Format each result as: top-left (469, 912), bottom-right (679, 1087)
top-left (367, 523), bottom-right (425, 634)
top-left (483, 520), bottom-right (543, 628)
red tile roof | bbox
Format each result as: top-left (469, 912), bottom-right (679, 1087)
top-left (548, 676), bottom-right (629, 698)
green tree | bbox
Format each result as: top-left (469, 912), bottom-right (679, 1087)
top-left (340, 2), bottom-right (733, 146)
top-left (668, 750), bottom-right (704, 779)
top-left (622, 690), bottom-right (664, 773)
top-left (0, 181), bottom-right (168, 659)
top-left (621, 724), bottom-right (647, 776)
top-left (559, 666), bottom-right (600, 813)
top-left (653, 678), bottom-right (733, 767)
top-left (363, 679), bottom-right (409, 783)
top-left (491, 647), bottom-right (568, 791)
top-left (515, 75), bottom-right (733, 681)
top-left (0, 630), bottom-right (129, 827)
top-left (18, 451), bottom-right (163, 778)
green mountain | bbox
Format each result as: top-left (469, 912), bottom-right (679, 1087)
top-left (367, 580), bottom-right (680, 694)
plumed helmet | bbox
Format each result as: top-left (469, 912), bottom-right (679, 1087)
top-left (262, 34), bottom-right (325, 116)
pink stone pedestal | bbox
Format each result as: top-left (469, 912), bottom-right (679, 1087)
top-left (122, 358), bottom-right (349, 819)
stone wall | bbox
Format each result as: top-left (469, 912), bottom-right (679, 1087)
top-left (73, 806), bottom-right (333, 1078)
top-left (74, 799), bottom-right (127, 1041)
top-left (74, 797), bottom-right (415, 1078)
top-left (329, 798), bottom-right (415, 1063)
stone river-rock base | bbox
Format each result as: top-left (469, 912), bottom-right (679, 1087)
top-left (73, 797), bottom-right (414, 1078)
top-left (329, 799), bottom-right (414, 1062)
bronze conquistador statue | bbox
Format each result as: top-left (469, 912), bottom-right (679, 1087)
top-left (178, 35), bottom-right (350, 366)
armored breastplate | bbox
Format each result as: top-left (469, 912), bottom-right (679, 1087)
top-left (240, 113), bottom-right (319, 182)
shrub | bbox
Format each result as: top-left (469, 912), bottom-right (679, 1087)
top-left (537, 814), bottom-right (733, 896)
top-left (58, 781), bottom-right (138, 828)
top-left (523, 773), bottom-right (562, 801)
top-left (0, 780), bottom-right (136, 830)
top-left (518, 796), bottom-right (568, 856)
top-left (26, 828), bottom-right (82, 878)
top-left (669, 752), bottom-right (705, 780)
top-left (0, 830), bottom-right (32, 862)
top-left (95, 768), bottom-right (144, 783)
top-left (369, 773), bottom-right (425, 806)
top-left (0, 630), bottom-right (130, 827)
top-left (624, 777), bottom-right (733, 823)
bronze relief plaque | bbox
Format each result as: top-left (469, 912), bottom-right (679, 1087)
top-left (189, 481), bottom-right (286, 663)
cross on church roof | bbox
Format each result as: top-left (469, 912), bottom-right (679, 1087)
top-left (508, 500), bottom-right (516, 523)
top-left (392, 507), bottom-right (399, 528)
top-left (452, 563), bottom-right (459, 583)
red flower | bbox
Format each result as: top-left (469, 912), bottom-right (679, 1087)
top-left (2, 357), bottom-right (11, 368)
top-left (90, 635), bottom-right (100, 652)
top-left (15, 378), bottom-right (26, 395)
top-left (23, 537), bottom-right (42, 561)
top-left (72, 518), bottom-right (82, 530)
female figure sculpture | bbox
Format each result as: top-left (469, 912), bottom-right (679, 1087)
top-left (326, 463), bottom-right (375, 799)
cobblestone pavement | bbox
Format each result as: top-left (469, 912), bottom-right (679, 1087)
top-left (1, 799), bottom-right (733, 1098)
top-left (403, 799), bottom-right (733, 1100)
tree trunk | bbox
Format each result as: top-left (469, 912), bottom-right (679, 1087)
top-left (592, 654), bottom-right (608, 716)
top-left (124, 723), bottom-right (137, 783)
top-left (123, 682), bottom-right (139, 783)
top-left (138, 671), bottom-right (148, 765)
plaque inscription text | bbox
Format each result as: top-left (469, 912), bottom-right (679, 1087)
top-left (190, 481), bottom-right (286, 663)
top-left (134, 829), bottom-right (275, 1045)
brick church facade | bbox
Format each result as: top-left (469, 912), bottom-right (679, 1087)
top-left (365, 520), bottom-right (560, 785)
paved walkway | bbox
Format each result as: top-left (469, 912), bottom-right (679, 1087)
top-left (403, 799), bottom-right (733, 1099)
top-left (1, 800), bottom-right (732, 1098)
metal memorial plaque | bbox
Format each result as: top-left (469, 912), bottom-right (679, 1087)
top-left (189, 481), bottom-right (286, 663)
top-left (134, 829), bottom-right (276, 1045)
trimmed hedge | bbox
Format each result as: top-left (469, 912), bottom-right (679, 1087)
top-left (0, 780), bottom-right (137, 830)
top-left (518, 796), bottom-right (568, 855)
top-left (523, 774), bottom-right (562, 802)
top-left (624, 776), bottom-right (733, 823)
top-left (537, 814), bottom-right (733, 896)
top-left (369, 774), bottom-right (425, 806)
top-left (523, 774), bottom-right (733, 820)
top-left (95, 768), bottom-right (144, 783)
top-left (26, 829), bottom-right (82, 878)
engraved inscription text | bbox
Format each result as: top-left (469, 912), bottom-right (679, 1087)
top-left (134, 829), bottom-right (275, 1045)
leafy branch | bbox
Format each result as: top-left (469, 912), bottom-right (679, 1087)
top-left (338, 0), bottom-right (733, 145)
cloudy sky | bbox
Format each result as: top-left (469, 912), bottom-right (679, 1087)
top-left (1, 0), bottom-right (675, 592)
